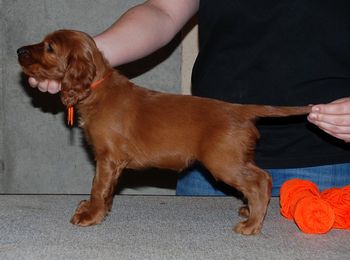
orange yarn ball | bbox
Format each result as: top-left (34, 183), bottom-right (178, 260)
top-left (293, 196), bottom-right (335, 234)
top-left (322, 186), bottom-right (350, 229)
top-left (280, 179), bottom-right (319, 219)
top-left (280, 179), bottom-right (336, 234)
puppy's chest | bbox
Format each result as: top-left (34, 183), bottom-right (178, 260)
top-left (77, 107), bottom-right (129, 141)
top-left (76, 104), bottom-right (103, 128)
top-left (77, 113), bottom-right (93, 129)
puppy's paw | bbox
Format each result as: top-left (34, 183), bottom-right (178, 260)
top-left (70, 199), bottom-right (107, 227)
top-left (233, 220), bottom-right (262, 235)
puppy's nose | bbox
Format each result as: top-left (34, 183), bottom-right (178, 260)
top-left (17, 47), bottom-right (29, 56)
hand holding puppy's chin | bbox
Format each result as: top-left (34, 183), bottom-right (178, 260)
top-left (28, 77), bottom-right (61, 94)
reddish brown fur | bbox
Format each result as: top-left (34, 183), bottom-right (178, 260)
top-left (18, 30), bottom-right (311, 235)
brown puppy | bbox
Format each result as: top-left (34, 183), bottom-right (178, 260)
top-left (17, 30), bottom-right (310, 235)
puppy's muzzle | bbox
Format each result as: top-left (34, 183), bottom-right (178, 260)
top-left (17, 47), bottom-right (30, 56)
top-left (17, 46), bottom-right (35, 66)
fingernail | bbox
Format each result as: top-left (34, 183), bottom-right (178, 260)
top-left (312, 106), bottom-right (320, 112)
top-left (308, 113), bottom-right (317, 120)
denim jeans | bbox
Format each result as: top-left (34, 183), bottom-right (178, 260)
top-left (176, 163), bottom-right (350, 197)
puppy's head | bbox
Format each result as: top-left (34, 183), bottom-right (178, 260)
top-left (17, 30), bottom-right (98, 107)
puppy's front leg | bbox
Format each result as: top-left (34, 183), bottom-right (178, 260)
top-left (70, 159), bottom-right (126, 227)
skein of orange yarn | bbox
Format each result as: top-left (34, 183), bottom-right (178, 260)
top-left (280, 179), bottom-right (335, 234)
top-left (321, 186), bottom-right (350, 229)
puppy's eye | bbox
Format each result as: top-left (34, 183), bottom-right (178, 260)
top-left (46, 43), bottom-right (54, 53)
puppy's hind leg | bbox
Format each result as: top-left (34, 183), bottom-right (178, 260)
top-left (232, 163), bottom-right (272, 235)
top-left (200, 125), bottom-right (272, 235)
top-left (203, 159), bottom-right (271, 235)
top-left (70, 158), bottom-right (127, 227)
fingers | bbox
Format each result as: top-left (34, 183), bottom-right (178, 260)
top-left (308, 98), bottom-right (350, 142)
top-left (308, 115), bottom-right (350, 142)
top-left (309, 113), bottom-right (350, 130)
top-left (311, 98), bottom-right (350, 114)
top-left (47, 80), bottom-right (62, 93)
top-left (28, 77), bottom-right (39, 88)
top-left (329, 97), bottom-right (350, 104)
top-left (38, 80), bottom-right (50, 92)
top-left (28, 77), bottom-right (61, 94)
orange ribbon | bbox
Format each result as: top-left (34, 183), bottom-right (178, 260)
top-left (67, 106), bottom-right (74, 126)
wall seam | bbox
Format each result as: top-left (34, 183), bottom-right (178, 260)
top-left (0, 0), bottom-right (6, 186)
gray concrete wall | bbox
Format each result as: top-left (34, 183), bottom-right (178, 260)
top-left (1, 0), bottom-right (182, 194)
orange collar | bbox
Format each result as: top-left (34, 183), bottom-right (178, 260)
top-left (90, 70), bottom-right (113, 89)
top-left (67, 70), bottom-right (113, 126)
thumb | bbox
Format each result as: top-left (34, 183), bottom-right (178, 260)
top-left (28, 77), bottom-right (39, 88)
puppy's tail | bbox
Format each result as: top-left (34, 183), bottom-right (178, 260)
top-left (244, 105), bottom-right (311, 118)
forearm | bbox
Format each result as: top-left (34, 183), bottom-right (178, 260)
top-left (94, 0), bottom-right (199, 67)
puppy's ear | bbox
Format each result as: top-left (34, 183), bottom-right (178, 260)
top-left (61, 50), bottom-right (96, 107)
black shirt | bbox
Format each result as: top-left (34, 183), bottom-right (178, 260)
top-left (192, 0), bottom-right (350, 168)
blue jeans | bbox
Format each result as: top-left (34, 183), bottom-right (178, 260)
top-left (176, 163), bottom-right (350, 196)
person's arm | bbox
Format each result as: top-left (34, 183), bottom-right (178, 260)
top-left (28, 0), bottom-right (199, 93)
top-left (308, 98), bottom-right (350, 142)
top-left (95, 0), bottom-right (199, 67)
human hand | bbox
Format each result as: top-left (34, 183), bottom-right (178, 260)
top-left (28, 77), bottom-right (61, 94)
top-left (308, 97), bottom-right (350, 142)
